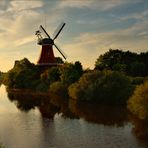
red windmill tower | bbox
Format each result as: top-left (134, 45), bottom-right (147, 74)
top-left (35, 22), bottom-right (66, 67)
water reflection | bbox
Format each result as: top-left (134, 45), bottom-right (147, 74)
top-left (6, 89), bottom-right (148, 147)
top-left (129, 115), bottom-right (148, 146)
top-left (69, 100), bottom-right (129, 126)
top-left (39, 97), bottom-right (59, 119)
top-left (50, 94), bottom-right (79, 119)
top-left (7, 90), bottom-right (43, 112)
top-left (7, 90), bottom-right (129, 126)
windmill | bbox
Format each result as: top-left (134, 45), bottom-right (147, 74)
top-left (35, 22), bottom-right (66, 67)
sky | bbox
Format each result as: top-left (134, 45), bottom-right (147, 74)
top-left (0, 0), bottom-right (148, 72)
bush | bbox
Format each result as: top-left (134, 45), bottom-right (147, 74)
top-left (69, 70), bottom-right (132, 105)
top-left (60, 61), bottom-right (83, 85)
top-left (0, 143), bottom-right (6, 148)
top-left (130, 77), bottom-right (145, 85)
top-left (35, 81), bottom-right (49, 92)
top-left (3, 58), bottom-right (40, 89)
top-left (127, 81), bottom-right (148, 120)
top-left (95, 49), bottom-right (148, 77)
top-left (49, 81), bottom-right (68, 98)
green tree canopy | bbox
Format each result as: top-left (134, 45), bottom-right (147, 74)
top-left (69, 70), bottom-right (132, 105)
top-left (95, 49), bottom-right (148, 77)
top-left (3, 58), bottom-right (40, 89)
top-left (55, 57), bottom-right (64, 64)
top-left (60, 61), bottom-right (83, 85)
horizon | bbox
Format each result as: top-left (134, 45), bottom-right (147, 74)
top-left (0, 0), bottom-right (148, 72)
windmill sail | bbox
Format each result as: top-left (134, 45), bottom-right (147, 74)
top-left (39, 25), bottom-right (51, 38)
top-left (53, 22), bottom-right (66, 40)
top-left (54, 43), bottom-right (67, 59)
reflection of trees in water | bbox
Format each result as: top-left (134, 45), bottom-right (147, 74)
top-left (38, 97), bottom-right (59, 119)
top-left (50, 94), bottom-right (79, 119)
top-left (129, 115), bottom-right (148, 145)
top-left (7, 90), bottom-right (43, 112)
top-left (69, 100), bottom-right (129, 127)
top-left (7, 90), bottom-right (59, 118)
top-left (6, 89), bottom-right (148, 146)
top-left (7, 90), bottom-right (129, 126)
top-left (6, 89), bottom-right (78, 119)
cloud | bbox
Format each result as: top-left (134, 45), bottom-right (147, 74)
top-left (59, 0), bottom-right (93, 8)
top-left (0, 0), bottom-right (147, 71)
top-left (14, 35), bottom-right (35, 46)
top-left (0, 0), bottom-right (65, 49)
top-left (0, 10), bottom-right (42, 48)
top-left (0, 0), bottom-right (67, 71)
top-left (59, 0), bottom-right (140, 11)
top-left (62, 20), bottom-right (148, 69)
top-left (0, 0), bottom-right (10, 11)
top-left (8, 1), bottom-right (43, 12)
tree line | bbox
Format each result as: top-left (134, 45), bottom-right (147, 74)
top-left (95, 49), bottom-right (148, 77)
top-left (1, 49), bottom-right (148, 120)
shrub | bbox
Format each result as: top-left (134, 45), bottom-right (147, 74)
top-left (130, 77), bottom-right (145, 85)
top-left (127, 81), bottom-right (148, 120)
top-left (0, 143), bottom-right (6, 148)
top-left (69, 70), bottom-right (132, 105)
top-left (35, 81), bottom-right (49, 92)
top-left (60, 61), bottom-right (83, 85)
top-left (3, 58), bottom-right (40, 89)
top-left (40, 67), bottom-right (60, 85)
top-left (49, 81), bottom-right (68, 98)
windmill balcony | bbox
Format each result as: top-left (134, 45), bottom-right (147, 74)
top-left (37, 38), bottom-right (53, 45)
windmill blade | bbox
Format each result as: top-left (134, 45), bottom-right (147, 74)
top-left (53, 22), bottom-right (66, 40)
top-left (54, 43), bottom-right (67, 60)
top-left (40, 25), bottom-right (51, 38)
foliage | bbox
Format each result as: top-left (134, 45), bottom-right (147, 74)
top-left (55, 57), bottom-right (64, 64)
top-left (130, 77), bottom-right (145, 85)
top-left (3, 57), bottom-right (84, 94)
top-left (69, 70), bottom-right (132, 105)
top-left (60, 61), bottom-right (83, 85)
top-left (3, 58), bottom-right (40, 89)
top-left (35, 81), bottom-right (49, 92)
top-left (95, 49), bottom-right (148, 77)
top-left (40, 67), bottom-right (60, 85)
top-left (0, 143), bottom-right (6, 148)
top-left (0, 71), bottom-right (5, 84)
top-left (127, 81), bottom-right (148, 120)
top-left (49, 81), bottom-right (68, 98)
top-left (130, 62), bottom-right (147, 77)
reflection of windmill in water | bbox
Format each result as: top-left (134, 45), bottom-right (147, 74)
top-left (35, 22), bottom-right (66, 67)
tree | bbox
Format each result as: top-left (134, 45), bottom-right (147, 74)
top-left (3, 58), bottom-right (40, 89)
top-left (69, 70), bottom-right (132, 105)
top-left (130, 62), bottom-right (147, 77)
top-left (128, 81), bottom-right (148, 120)
top-left (95, 49), bottom-right (148, 77)
top-left (49, 81), bottom-right (68, 98)
top-left (40, 67), bottom-right (60, 85)
top-left (0, 71), bottom-right (5, 85)
top-left (55, 57), bottom-right (64, 64)
top-left (60, 61), bottom-right (83, 85)
top-left (95, 49), bottom-right (124, 71)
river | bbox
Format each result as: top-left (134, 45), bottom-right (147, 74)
top-left (0, 85), bottom-right (148, 148)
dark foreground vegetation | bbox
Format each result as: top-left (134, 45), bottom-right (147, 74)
top-left (1, 49), bottom-right (148, 120)
top-left (0, 144), bottom-right (6, 148)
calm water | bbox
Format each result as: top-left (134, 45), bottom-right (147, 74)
top-left (0, 85), bottom-right (148, 148)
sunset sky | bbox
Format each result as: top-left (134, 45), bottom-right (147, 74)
top-left (0, 0), bottom-right (148, 72)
